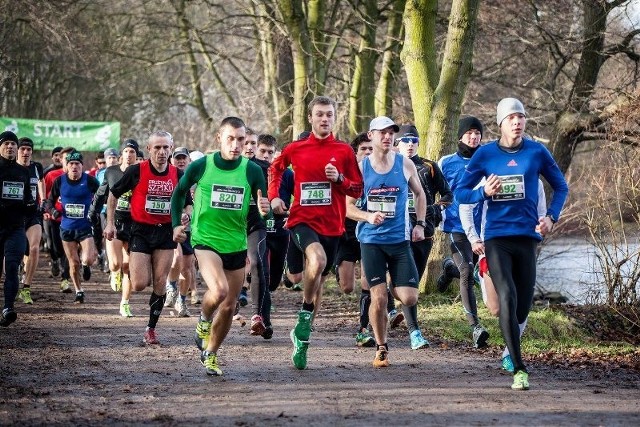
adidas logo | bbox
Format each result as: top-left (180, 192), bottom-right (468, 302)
top-left (507, 159), bottom-right (518, 167)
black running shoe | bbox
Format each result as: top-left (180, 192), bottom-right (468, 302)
top-left (262, 325), bottom-right (274, 340)
top-left (82, 265), bottom-right (91, 281)
top-left (74, 291), bottom-right (85, 304)
top-left (51, 260), bottom-right (60, 278)
top-left (0, 308), bottom-right (17, 327)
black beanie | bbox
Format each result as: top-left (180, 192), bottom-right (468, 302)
top-left (457, 116), bottom-right (483, 141)
top-left (51, 146), bottom-right (63, 157)
top-left (0, 131), bottom-right (19, 144)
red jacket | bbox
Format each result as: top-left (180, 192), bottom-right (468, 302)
top-left (268, 133), bottom-right (363, 236)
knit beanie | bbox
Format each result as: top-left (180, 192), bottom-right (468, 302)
top-left (496, 98), bottom-right (526, 126)
top-left (457, 116), bottom-right (483, 140)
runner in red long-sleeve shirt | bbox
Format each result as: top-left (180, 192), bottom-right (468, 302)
top-left (268, 95), bottom-right (363, 370)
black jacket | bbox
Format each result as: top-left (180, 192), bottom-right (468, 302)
top-left (409, 155), bottom-right (453, 238)
top-left (0, 156), bottom-right (36, 230)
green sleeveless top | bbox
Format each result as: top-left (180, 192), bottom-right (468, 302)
top-left (191, 154), bottom-right (251, 253)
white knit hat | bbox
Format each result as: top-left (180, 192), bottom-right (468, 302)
top-left (496, 98), bottom-right (526, 125)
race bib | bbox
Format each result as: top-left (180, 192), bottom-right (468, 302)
top-left (211, 185), bottom-right (245, 210)
top-left (367, 195), bottom-right (397, 216)
top-left (266, 218), bottom-right (275, 233)
top-left (300, 182), bottom-right (331, 206)
top-left (492, 175), bottom-right (525, 201)
top-left (65, 203), bottom-right (85, 219)
top-left (407, 192), bottom-right (415, 213)
top-left (145, 195), bottom-right (171, 215)
top-left (2, 181), bottom-right (24, 200)
top-left (116, 197), bottom-right (131, 212)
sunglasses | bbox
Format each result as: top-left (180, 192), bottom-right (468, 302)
top-left (395, 136), bottom-right (419, 144)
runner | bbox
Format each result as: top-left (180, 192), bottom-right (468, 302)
top-left (456, 98), bottom-right (568, 390)
top-left (438, 116), bottom-right (491, 348)
top-left (0, 131), bottom-right (36, 326)
top-left (346, 117), bottom-right (427, 367)
top-left (171, 116), bottom-right (270, 376)
top-left (46, 151), bottom-right (100, 303)
top-left (42, 146), bottom-right (63, 277)
top-left (104, 131), bottom-right (192, 345)
top-left (90, 139), bottom-right (139, 317)
top-left (16, 137), bottom-right (44, 305)
top-left (188, 149), bottom-right (205, 305)
top-left (164, 146), bottom-right (194, 318)
top-left (268, 96), bottom-right (363, 370)
top-left (93, 148), bottom-right (120, 273)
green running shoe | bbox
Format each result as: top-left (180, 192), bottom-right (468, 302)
top-left (194, 318), bottom-right (212, 351)
top-left (19, 288), bottom-right (33, 305)
top-left (293, 310), bottom-right (312, 342)
top-left (356, 330), bottom-right (375, 347)
top-left (119, 302), bottom-right (134, 318)
top-left (201, 351), bottom-right (223, 376)
top-left (290, 329), bottom-right (309, 370)
top-left (511, 370), bottom-right (529, 391)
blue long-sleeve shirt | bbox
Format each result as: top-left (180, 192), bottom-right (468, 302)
top-left (455, 138), bottom-right (568, 242)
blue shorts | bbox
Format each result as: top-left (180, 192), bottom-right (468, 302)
top-left (60, 227), bottom-right (93, 243)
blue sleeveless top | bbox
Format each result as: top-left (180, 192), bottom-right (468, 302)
top-left (357, 153), bottom-right (410, 244)
top-left (60, 173), bottom-right (93, 231)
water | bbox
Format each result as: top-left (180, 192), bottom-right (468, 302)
top-left (536, 237), bottom-right (640, 304)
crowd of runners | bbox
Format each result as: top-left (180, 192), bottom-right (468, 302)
top-left (0, 95), bottom-right (568, 391)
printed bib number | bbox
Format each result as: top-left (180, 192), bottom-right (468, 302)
top-left (492, 175), bottom-right (525, 201)
top-left (65, 203), bottom-right (85, 219)
top-left (367, 195), bottom-right (397, 216)
top-left (407, 192), bottom-right (415, 213)
top-left (116, 197), bottom-right (131, 212)
top-left (145, 195), bottom-right (170, 215)
top-left (211, 185), bottom-right (245, 210)
top-left (266, 219), bottom-right (275, 233)
top-left (300, 182), bottom-right (331, 206)
top-left (2, 181), bottom-right (24, 200)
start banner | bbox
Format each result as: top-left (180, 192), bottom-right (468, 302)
top-left (0, 117), bottom-right (120, 152)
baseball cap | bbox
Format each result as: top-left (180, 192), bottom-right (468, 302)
top-left (66, 151), bottom-right (83, 164)
top-left (0, 131), bottom-right (19, 144)
top-left (398, 125), bottom-right (419, 137)
top-left (104, 148), bottom-right (118, 158)
top-left (369, 116), bottom-right (399, 132)
top-left (496, 98), bottom-right (526, 126)
top-left (173, 146), bottom-right (189, 157)
top-left (18, 137), bottom-right (34, 148)
top-left (189, 150), bottom-right (204, 161)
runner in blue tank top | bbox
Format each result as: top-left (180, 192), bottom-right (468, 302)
top-left (347, 116), bottom-right (427, 368)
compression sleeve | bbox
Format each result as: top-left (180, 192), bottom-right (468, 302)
top-left (171, 157), bottom-right (206, 227)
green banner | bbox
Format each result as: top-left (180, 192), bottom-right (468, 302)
top-left (0, 117), bottom-right (120, 152)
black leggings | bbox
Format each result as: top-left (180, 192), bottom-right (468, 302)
top-left (485, 237), bottom-right (538, 374)
top-left (266, 233), bottom-right (289, 292)
top-left (450, 232), bottom-right (478, 326)
top-left (248, 229), bottom-right (271, 326)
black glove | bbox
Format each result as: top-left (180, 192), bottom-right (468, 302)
top-left (52, 209), bottom-right (62, 220)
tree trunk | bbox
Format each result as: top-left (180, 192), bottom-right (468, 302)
top-left (374, 0), bottom-right (406, 117)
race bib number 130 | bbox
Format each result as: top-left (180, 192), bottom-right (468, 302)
top-left (145, 195), bottom-right (171, 215)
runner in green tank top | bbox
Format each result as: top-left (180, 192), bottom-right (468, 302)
top-left (170, 117), bottom-right (269, 377)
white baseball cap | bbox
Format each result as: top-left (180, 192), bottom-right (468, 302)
top-left (189, 150), bottom-right (204, 161)
top-left (369, 116), bottom-right (399, 132)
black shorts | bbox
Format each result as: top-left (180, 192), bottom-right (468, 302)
top-left (335, 233), bottom-right (361, 265)
top-left (115, 218), bottom-right (132, 243)
top-left (289, 223), bottom-right (340, 276)
top-left (60, 227), bottom-right (93, 243)
top-left (25, 214), bottom-right (43, 230)
top-left (180, 232), bottom-right (194, 256)
top-left (286, 235), bottom-right (303, 275)
top-left (360, 241), bottom-right (419, 288)
top-left (129, 222), bottom-right (176, 254)
top-left (193, 245), bottom-right (246, 271)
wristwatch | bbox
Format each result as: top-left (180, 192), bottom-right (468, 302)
top-left (336, 173), bottom-right (344, 184)
top-left (546, 214), bottom-right (557, 224)
top-left (415, 220), bottom-right (427, 228)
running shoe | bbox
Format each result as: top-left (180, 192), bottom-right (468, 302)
top-left (410, 330), bottom-right (430, 350)
top-left (201, 351), bottom-right (223, 376)
top-left (60, 279), bottom-right (72, 293)
top-left (511, 370), bottom-right (529, 391)
top-left (50, 260), bottom-right (60, 278)
top-left (473, 324), bottom-right (490, 348)
top-left (82, 264), bottom-right (91, 281)
top-left (143, 327), bottom-right (160, 345)
top-left (175, 299), bottom-right (190, 317)
top-left (110, 271), bottom-right (122, 292)
top-left (290, 329), bottom-right (309, 370)
top-left (0, 308), bottom-right (17, 327)
top-left (501, 354), bottom-right (515, 373)
top-left (119, 302), bottom-right (134, 318)
top-left (356, 330), bottom-right (376, 347)
top-left (164, 286), bottom-right (178, 307)
top-left (372, 347), bottom-right (389, 368)
top-left (74, 291), bottom-right (85, 304)
top-left (262, 325), bottom-right (273, 340)
top-left (282, 275), bottom-right (294, 289)
top-left (190, 290), bottom-right (201, 305)
top-left (250, 314), bottom-right (266, 336)
top-left (195, 318), bottom-right (212, 351)
top-left (238, 287), bottom-right (248, 307)
top-left (18, 288), bottom-right (33, 305)
top-left (293, 310), bottom-right (312, 342)
top-left (437, 257), bottom-right (458, 292)
top-left (291, 283), bottom-right (303, 291)
top-left (388, 309), bottom-right (404, 329)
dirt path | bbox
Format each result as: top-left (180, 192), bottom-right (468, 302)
top-left (1, 257), bottom-right (639, 426)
